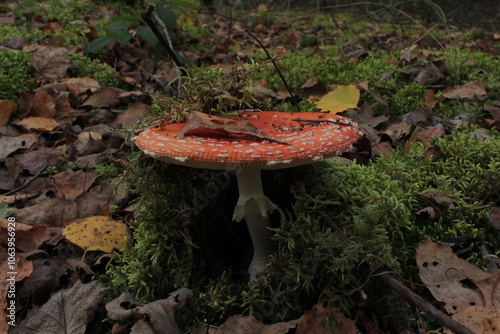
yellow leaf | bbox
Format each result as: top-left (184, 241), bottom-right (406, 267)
top-left (63, 216), bottom-right (131, 253)
top-left (314, 85), bottom-right (360, 114)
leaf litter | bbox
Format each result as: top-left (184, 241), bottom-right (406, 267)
top-left (0, 1), bottom-right (499, 333)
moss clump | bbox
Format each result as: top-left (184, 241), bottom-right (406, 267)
top-left (107, 124), bottom-right (500, 332)
top-left (69, 54), bottom-right (123, 87)
top-left (0, 50), bottom-right (33, 101)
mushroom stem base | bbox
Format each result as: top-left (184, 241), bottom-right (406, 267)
top-left (233, 169), bottom-right (277, 281)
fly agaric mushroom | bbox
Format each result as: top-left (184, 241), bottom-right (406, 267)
top-left (135, 111), bottom-right (361, 281)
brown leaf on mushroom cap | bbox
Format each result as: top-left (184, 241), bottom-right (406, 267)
top-left (176, 111), bottom-right (289, 144)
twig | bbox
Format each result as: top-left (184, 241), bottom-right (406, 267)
top-left (142, 5), bottom-right (187, 77)
top-left (376, 272), bottom-right (475, 334)
top-left (3, 163), bottom-right (49, 196)
top-left (291, 118), bottom-right (354, 127)
top-left (244, 28), bottom-right (301, 113)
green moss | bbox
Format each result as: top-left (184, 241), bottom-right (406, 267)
top-left (69, 53), bottom-right (122, 87)
top-left (0, 50), bottom-right (33, 101)
top-left (107, 124), bottom-right (500, 332)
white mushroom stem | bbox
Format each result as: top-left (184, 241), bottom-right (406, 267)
top-left (232, 169), bottom-right (277, 281)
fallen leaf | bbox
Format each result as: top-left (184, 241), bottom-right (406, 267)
top-left (63, 77), bottom-right (100, 95)
top-left (490, 208), bottom-right (500, 230)
top-left (314, 85), bottom-right (360, 114)
top-left (0, 133), bottom-right (38, 160)
top-left (416, 62), bottom-right (446, 86)
top-left (176, 111), bottom-right (288, 144)
top-left (73, 131), bottom-right (107, 156)
top-left (198, 314), bottom-right (298, 334)
top-left (417, 238), bottom-right (500, 315)
top-left (13, 116), bottom-right (60, 132)
top-left (0, 100), bottom-right (17, 126)
top-left (446, 306), bottom-right (500, 334)
top-left (106, 288), bottom-right (193, 334)
top-left (30, 46), bottom-right (70, 81)
top-left (0, 219), bottom-right (51, 252)
top-left (81, 87), bottom-right (124, 109)
top-left (301, 76), bottom-right (318, 89)
top-left (112, 102), bottom-right (152, 128)
top-left (31, 89), bottom-right (56, 118)
top-left (14, 197), bottom-right (78, 227)
top-left (62, 216), bottom-right (131, 253)
top-left (296, 304), bottom-right (361, 334)
top-left (51, 169), bottom-right (99, 200)
top-left (0, 255), bottom-right (33, 334)
top-left (441, 81), bottom-right (487, 100)
top-left (12, 146), bottom-right (65, 175)
top-left (12, 280), bottom-right (107, 334)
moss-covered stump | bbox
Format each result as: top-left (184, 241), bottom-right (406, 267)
top-left (107, 125), bottom-right (500, 332)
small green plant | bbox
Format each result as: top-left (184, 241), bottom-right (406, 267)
top-left (85, 0), bottom-right (199, 58)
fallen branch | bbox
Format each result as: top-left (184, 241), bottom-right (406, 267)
top-left (376, 272), bottom-right (474, 334)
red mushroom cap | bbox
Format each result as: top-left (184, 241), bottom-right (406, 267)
top-left (135, 111), bottom-right (361, 170)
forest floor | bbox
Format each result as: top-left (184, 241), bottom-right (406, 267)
top-left (0, 1), bottom-right (499, 333)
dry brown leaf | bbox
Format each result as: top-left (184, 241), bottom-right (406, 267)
top-left (198, 315), bottom-right (298, 334)
top-left (82, 87), bottom-right (124, 108)
top-left (441, 81), bottom-right (487, 100)
top-left (31, 89), bottom-right (56, 118)
top-left (176, 111), bottom-right (288, 144)
top-left (490, 208), bottom-right (500, 230)
top-left (0, 100), bottom-right (17, 126)
top-left (12, 280), bottom-right (107, 334)
top-left (13, 116), bottom-right (60, 132)
top-left (14, 197), bottom-right (78, 227)
top-left (444, 306), bottom-right (500, 334)
top-left (417, 238), bottom-right (500, 315)
top-left (73, 131), bottom-right (107, 156)
top-left (30, 46), bottom-right (70, 81)
top-left (0, 219), bottom-right (51, 252)
top-left (106, 288), bottom-right (193, 334)
top-left (0, 133), bottom-right (38, 160)
top-left (296, 304), bottom-right (361, 334)
top-left (63, 77), bottom-right (100, 95)
top-left (416, 62), bottom-right (445, 86)
top-left (51, 169), bottom-right (99, 200)
top-left (13, 146), bottom-right (65, 175)
top-left (0, 255), bottom-right (33, 333)
top-left (112, 102), bottom-right (152, 128)
top-left (301, 76), bottom-right (318, 89)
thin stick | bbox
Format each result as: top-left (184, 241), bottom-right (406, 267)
top-left (376, 273), bottom-right (475, 334)
top-left (142, 6), bottom-right (187, 77)
top-left (244, 28), bottom-right (301, 113)
top-left (291, 118), bottom-right (354, 127)
top-left (3, 163), bottom-right (48, 196)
